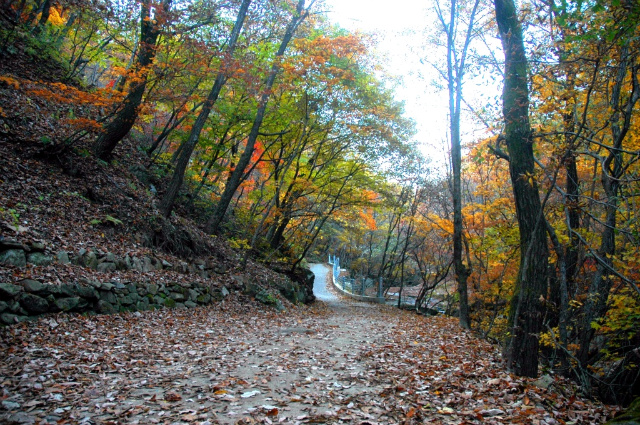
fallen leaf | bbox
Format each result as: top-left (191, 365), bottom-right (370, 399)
top-left (164, 391), bottom-right (182, 402)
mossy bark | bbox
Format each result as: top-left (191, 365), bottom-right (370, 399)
top-left (494, 0), bottom-right (549, 378)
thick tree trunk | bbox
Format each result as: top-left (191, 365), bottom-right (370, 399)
top-left (93, 0), bottom-right (171, 160)
top-left (494, 0), bottom-right (549, 378)
top-left (160, 0), bottom-right (251, 217)
top-left (207, 0), bottom-right (310, 233)
top-left (36, 0), bottom-right (51, 28)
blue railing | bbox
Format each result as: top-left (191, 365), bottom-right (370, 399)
top-left (328, 255), bottom-right (385, 304)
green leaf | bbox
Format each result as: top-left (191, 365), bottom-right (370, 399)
top-left (104, 215), bottom-right (123, 226)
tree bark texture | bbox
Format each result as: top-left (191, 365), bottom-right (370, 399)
top-left (494, 0), bottom-right (549, 378)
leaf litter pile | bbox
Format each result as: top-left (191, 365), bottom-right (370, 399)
top-left (1, 292), bottom-right (618, 425)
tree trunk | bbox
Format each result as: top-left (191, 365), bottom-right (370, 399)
top-left (564, 154), bottom-right (580, 296)
top-left (396, 220), bottom-right (413, 308)
top-left (93, 0), bottom-right (171, 160)
top-left (207, 0), bottom-right (310, 233)
top-left (494, 0), bottom-right (549, 378)
top-left (160, 0), bottom-right (251, 217)
top-left (270, 214), bottom-right (292, 249)
top-left (25, 0), bottom-right (44, 27)
top-left (435, 0), bottom-right (479, 329)
top-left (36, 0), bottom-right (51, 29)
top-left (289, 164), bottom-right (359, 272)
top-left (577, 43), bottom-right (639, 368)
top-left (377, 206), bottom-right (402, 281)
top-left (442, 0), bottom-right (479, 330)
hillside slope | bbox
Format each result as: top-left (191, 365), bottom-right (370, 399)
top-left (0, 26), bottom-right (314, 323)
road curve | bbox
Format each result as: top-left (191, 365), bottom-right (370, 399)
top-left (309, 263), bottom-right (337, 302)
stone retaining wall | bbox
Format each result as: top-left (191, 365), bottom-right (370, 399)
top-left (0, 278), bottom-right (227, 325)
top-left (0, 239), bottom-right (234, 325)
top-left (329, 265), bottom-right (385, 304)
top-left (0, 239), bottom-right (225, 277)
top-left (0, 239), bottom-right (312, 324)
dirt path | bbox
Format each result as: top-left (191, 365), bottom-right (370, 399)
top-left (0, 265), bottom-right (398, 425)
top-left (0, 266), bottom-right (617, 424)
top-left (194, 264), bottom-right (394, 424)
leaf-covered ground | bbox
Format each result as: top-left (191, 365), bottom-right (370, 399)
top-left (1, 270), bottom-right (618, 425)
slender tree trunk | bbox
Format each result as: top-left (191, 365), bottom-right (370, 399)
top-left (436, 0), bottom-right (479, 329)
top-left (114, 35), bottom-right (139, 93)
top-left (190, 131), bottom-right (236, 201)
top-left (564, 154), bottom-right (580, 294)
top-left (494, 0), bottom-right (549, 378)
top-left (447, 1), bottom-right (471, 329)
top-left (558, 64), bottom-right (581, 297)
top-left (93, 0), bottom-right (171, 160)
top-left (553, 26), bottom-right (581, 371)
top-left (266, 118), bottom-right (313, 249)
top-left (54, 11), bottom-right (77, 46)
top-left (547, 0), bottom-right (584, 319)
top-left (289, 165), bottom-right (358, 272)
top-left (147, 90), bottom-right (205, 157)
top-left (577, 43), bottom-right (639, 368)
top-left (160, 0), bottom-right (251, 216)
top-left (577, 195), bottom-right (617, 365)
top-left (377, 206), bottom-right (403, 281)
top-left (396, 220), bottom-right (413, 308)
top-left (207, 0), bottom-right (311, 233)
top-left (25, 0), bottom-right (44, 27)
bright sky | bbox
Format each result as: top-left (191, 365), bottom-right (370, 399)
top-left (321, 0), bottom-right (451, 171)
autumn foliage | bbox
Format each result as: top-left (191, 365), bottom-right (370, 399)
top-left (1, 0), bottom-right (639, 411)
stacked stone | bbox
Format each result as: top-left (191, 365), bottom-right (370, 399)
top-left (0, 278), bottom-right (228, 325)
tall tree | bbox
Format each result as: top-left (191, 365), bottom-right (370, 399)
top-left (207, 0), bottom-right (313, 233)
top-left (434, 0), bottom-right (481, 329)
top-left (577, 37), bottom-right (640, 369)
top-left (160, 0), bottom-right (252, 217)
top-left (494, 0), bottom-right (549, 377)
top-left (93, 0), bottom-right (172, 160)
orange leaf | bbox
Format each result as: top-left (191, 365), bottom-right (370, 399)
top-left (407, 407), bottom-right (417, 418)
top-left (266, 408), bottom-right (278, 416)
